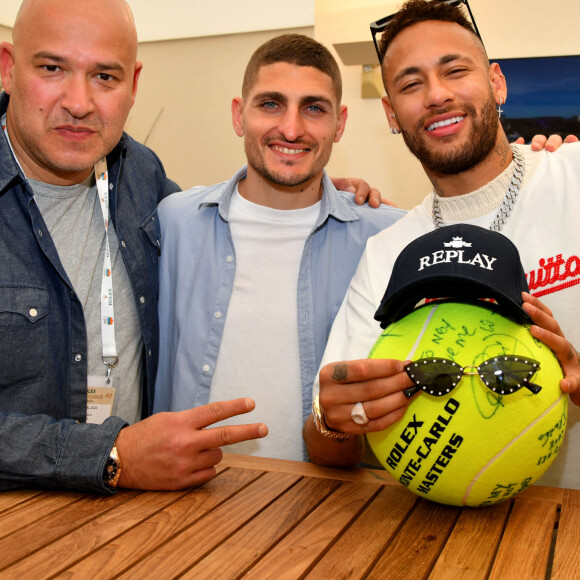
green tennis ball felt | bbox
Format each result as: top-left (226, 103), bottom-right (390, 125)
top-left (367, 301), bottom-right (567, 507)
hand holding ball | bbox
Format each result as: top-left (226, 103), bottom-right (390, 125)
top-left (367, 300), bottom-right (566, 506)
top-left (367, 224), bottom-right (567, 506)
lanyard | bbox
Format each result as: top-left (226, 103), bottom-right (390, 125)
top-left (94, 157), bottom-right (118, 383)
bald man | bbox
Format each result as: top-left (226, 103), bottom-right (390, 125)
top-left (0, 0), bottom-right (267, 494)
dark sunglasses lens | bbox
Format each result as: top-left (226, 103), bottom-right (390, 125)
top-left (477, 357), bottom-right (539, 394)
top-left (406, 360), bottom-right (460, 396)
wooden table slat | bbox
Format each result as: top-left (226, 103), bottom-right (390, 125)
top-left (220, 453), bottom-right (398, 485)
top-left (114, 470), bottom-right (302, 579)
top-left (489, 498), bottom-right (558, 579)
top-left (0, 489), bottom-right (43, 514)
top-left (183, 475), bottom-right (341, 580)
top-left (0, 490), bottom-right (140, 572)
top-left (367, 499), bottom-right (461, 579)
top-left (52, 466), bottom-right (263, 580)
top-left (428, 501), bottom-right (511, 579)
top-left (4, 489), bottom-right (196, 579)
top-left (240, 480), bottom-right (382, 579)
top-left (306, 485), bottom-right (419, 580)
top-left (0, 491), bottom-right (84, 541)
top-left (551, 488), bottom-right (580, 579)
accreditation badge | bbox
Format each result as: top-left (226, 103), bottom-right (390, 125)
top-left (87, 375), bottom-right (116, 424)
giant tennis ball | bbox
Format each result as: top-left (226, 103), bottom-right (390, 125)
top-left (367, 300), bottom-right (567, 507)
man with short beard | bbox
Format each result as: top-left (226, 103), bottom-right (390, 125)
top-left (153, 34), bottom-right (406, 462)
top-left (304, 0), bottom-right (580, 491)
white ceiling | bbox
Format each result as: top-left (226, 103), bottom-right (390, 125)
top-left (0, 0), bottom-right (315, 42)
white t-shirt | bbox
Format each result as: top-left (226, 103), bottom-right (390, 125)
top-left (209, 188), bottom-right (319, 460)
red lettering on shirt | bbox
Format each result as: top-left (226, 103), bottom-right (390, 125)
top-left (527, 253), bottom-right (580, 298)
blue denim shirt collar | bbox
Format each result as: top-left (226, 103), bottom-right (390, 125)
top-left (0, 94), bottom-right (24, 194)
top-left (200, 165), bottom-right (361, 227)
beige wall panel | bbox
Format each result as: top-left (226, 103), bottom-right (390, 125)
top-left (0, 24), bottom-right (11, 42)
top-left (126, 27), bottom-right (313, 189)
top-left (0, 25), bottom-right (12, 91)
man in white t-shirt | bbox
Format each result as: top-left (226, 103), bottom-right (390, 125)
top-left (304, 0), bottom-right (580, 490)
top-left (154, 34), bottom-right (406, 460)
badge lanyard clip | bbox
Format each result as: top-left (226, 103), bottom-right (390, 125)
top-left (95, 158), bottom-right (118, 384)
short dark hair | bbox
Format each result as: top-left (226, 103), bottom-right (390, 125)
top-left (242, 34), bottom-right (342, 103)
top-left (377, 0), bottom-right (484, 65)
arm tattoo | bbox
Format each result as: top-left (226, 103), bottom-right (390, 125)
top-left (332, 363), bottom-right (348, 382)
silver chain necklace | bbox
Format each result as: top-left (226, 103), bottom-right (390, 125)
top-left (432, 145), bottom-right (525, 232)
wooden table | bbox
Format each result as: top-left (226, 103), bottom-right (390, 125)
top-left (1, 453), bottom-right (579, 579)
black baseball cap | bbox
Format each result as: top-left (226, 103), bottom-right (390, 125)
top-left (374, 224), bottom-right (531, 328)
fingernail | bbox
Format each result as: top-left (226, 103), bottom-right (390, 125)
top-left (258, 425), bottom-right (268, 437)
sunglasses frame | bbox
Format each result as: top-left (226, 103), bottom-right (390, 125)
top-left (370, 0), bottom-right (484, 63)
top-left (404, 355), bottom-right (542, 398)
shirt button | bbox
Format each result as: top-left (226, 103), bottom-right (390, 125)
top-left (121, 241), bottom-right (126, 248)
top-left (148, 350), bottom-right (152, 357)
top-left (226, 256), bottom-right (234, 263)
top-left (109, 183), bottom-right (114, 190)
top-left (38, 229), bottom-right (43, 237)
top-left (202, 365), bottom-right (210, 373)
top-left (214, 311), bottom-right (222, 319)
top-left (140, 296), bottom-right (146, 304)
top-left (74, 354), bottom-right (82, 362)
top-left (29, 308), bottom-right (38, 318)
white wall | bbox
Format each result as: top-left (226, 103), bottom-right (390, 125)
top-left (0, 0), bottom-right (314, 41)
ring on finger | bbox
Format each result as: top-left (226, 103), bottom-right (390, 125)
top-left (351, 402), bottom-right (369, 425)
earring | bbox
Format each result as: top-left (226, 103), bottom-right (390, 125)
top-left (497, 95), bottom-right (504, 119)
top-left (390, 127), bottom-right (400, 135)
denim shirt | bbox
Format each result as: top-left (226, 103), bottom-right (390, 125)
top-left (154, 166), bottom-right (406, 446)
top-left (0, 93), bottom-right (180, 493)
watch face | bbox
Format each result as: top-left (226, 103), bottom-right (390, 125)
top-left (104, 457), bottom-right (118, 481)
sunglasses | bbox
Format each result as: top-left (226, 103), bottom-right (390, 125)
top-left (404, 355), bottom-right (542, 399)
top-left (370, 0), bottom-right (484, 62)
